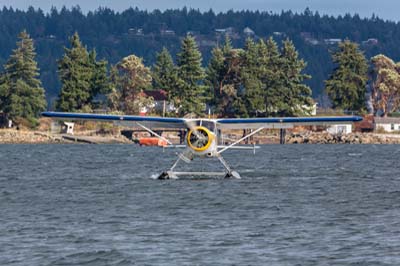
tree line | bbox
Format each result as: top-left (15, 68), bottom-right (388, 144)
top-left (1, 6), bottom-right (400, 100)
top-left (1, 30), bottom-right (400, 128)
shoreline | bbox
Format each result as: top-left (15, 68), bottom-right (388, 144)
top-left (0, 129), bottom-right (132, 144)
top-left (1, 129), bottom-right (400, 144)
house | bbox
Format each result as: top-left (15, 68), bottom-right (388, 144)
top-left (142, 90), bottom-right (176, 115)
top-left (243, 27), bottom-right (255, 36)
top-left (305, 38), bottom-right (320, 45)
top-left (302, 103), bottom-right (317, 116)
top-left (215, 28), bottom-right (235, 34)
top-left (324, 38), bottom-right (342, 45)
top-left (273, 32), bottom-right (285, 37)
top-left (362, 38), bottom-right (378, 46)
top-left (374, 117), bottom-right (400, 132)
top-left (215, 27), bottom-right (239, 39)
top-left (61, 122), bottom-right (75, 135)
top-left (354, 115), bottom-right (374, 132)
top-left (160, 29), bottom-right (175, 36)
top-left (128, 28), bottom-right (144, 36)
top-left (327, 124), bottom-right (353, 134)
top-left (300, 32), bottom-right (320, 45)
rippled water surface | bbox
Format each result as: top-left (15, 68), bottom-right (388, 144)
top-left (1, 144), bottom-right (400, 265)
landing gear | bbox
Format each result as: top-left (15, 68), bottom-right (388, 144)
top-left (157, 154), bottom-right (241, 180)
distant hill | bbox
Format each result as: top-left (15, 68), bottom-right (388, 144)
top-left (0, 6), bottom-right (398, 104)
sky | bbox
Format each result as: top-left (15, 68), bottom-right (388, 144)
top-left (0, 0), bottom-right (399, 21)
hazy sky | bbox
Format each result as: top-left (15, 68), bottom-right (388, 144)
top-left (0, 0), bottom-right (399, 21)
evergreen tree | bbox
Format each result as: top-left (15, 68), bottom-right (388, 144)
top-left (88, 49), bottom-right (110, 105)
top-left (325, 40), bottom-right (368, 112)
top-left (152, 47), bottom-right (177, 98)
top-left (206, 46), bottom-right (225, 109)
top-left (0, 30), bottom-right (46, 126)
top-left (263, 38), bottom-right (312, 116)
top-left (2, 7), bottom-right (400, 102)
top-left (221, 35), bottom-right (233, 54)
top-left (206, 36), bottom-right (245, 117)
top-left (56, 32), bottom-right (92, 112)
top-left (175, 35), bottom-right (206, 116)
top-left (107, 65), bottom-right (122, 112)
top-left (0, 70), bottom-right (9, 110)
top-left (279, 39), bottom-right (313, 116)
top-left (241, 38), bottom-right (264, 116)
top-left (262, 37), bottom-right (284, 116)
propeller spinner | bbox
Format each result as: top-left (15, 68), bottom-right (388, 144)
top-left (186, 126), bottom-right (214, 152)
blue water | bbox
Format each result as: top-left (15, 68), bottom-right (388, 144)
top-left (1, 144), bottom-right (400, 265)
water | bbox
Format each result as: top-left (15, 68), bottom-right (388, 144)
top-left (1, 144), bottom-right (400, 265)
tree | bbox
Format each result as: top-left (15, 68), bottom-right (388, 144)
top-left (0, 30), bottom-right (46, 126)
top-left (241, 38), bottom-right (264, 116)
top-left (115, 55), bottom-right (152, 114)
top-left (175, 35), bottom-right (206, 116)
top-left (206, 36), bottom-right (245, 117)
top-left (0, 74), bottom-right (8, 112)
top-left (106, 65), bottom-right (122, 112)
top-left (325, 40), bottom-right (368, 112)
top-left (279, 39), bottom-right (313, 116)
top-left (370, 54), bottom-right (400, 117)
top-left (259, 38), bottom-right (313, 117)
top-left (3, 7), bottom-right (400, 102)
top-left (88, 49), bottom-right (110, 105)
top-left (261, 37), bottom-right (284, 116)
top-left (152, 47), bottom-right (177, 98)
top-left (206, 45), bottom-right (225, 107)
top-left (218, 49), bottom-right (246, 117)
top-left (56, 32), bottom-right (92, 112)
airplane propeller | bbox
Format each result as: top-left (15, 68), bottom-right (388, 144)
top-left (177, 120), bottom-right (198, 163)
top-left (177, 119), bottom-right (210, 163)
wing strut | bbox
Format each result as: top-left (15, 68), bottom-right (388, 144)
top-left (218, 127), bottom-right (264, 154)
top-left (136, 122), bottom-right (173, 146)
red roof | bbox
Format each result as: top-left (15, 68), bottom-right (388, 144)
top-left (143, 90), bottom-right (168, 101)
top-left (354, 115), bottom-right (374, 131)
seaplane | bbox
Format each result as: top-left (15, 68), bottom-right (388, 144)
top-left (42, 111), bottom-right (362, 179)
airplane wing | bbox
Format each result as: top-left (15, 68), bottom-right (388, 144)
top-left (41, 111), bottom-right (187, 129)
top-left (215, 116), bottom-right (363, 130)
top-left (42, 112), bottom-right (363, 130)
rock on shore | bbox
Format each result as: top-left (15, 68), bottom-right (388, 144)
top-left (286, 131), bottom-right (400, 144)
top-left (0, 130), bottom-right (132, 144)
top-left (0, 130), bottom-right (65, 144)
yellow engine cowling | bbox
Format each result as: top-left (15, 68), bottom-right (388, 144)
top-left (186, 126), bottom-right (216, 156)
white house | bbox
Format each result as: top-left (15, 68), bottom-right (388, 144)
top-left (302, 103), bottom-right (317, 116)
top-left (243, 27), bottom-right (255, 36)
top-left (62, 122), bottom-right (75, 135)
top-left (374, 117), bottom-right (400, 132)
top-left (324, 38), bottom-right (342, 45)
top-left (327, 124), bottom-right (353, 135)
